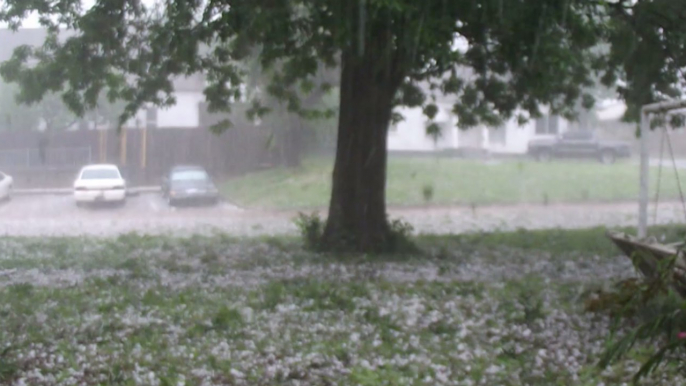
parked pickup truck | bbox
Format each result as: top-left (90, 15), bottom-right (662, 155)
top-left (527, 131), bottom-right (632, 164)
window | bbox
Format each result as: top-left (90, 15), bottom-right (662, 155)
top-left (81, 169), bottom-right (121, 180)
top-left (535, 115), bottom-right (560, 135)
top-left (535, 118), bottom-right (546, 134)
top-left (171, 170), bottom-right (209, 182)
top-left (146, 108), bottom-right (158, 129)
top-left (488, 126), bottom-right (506, 145)
top-left (548, 115), bottom-right (559, 134)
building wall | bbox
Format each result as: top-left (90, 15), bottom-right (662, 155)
top-left (483, 117), bottom-right (566, 154)
top-left (388, 106), bottom-right (458, 151)
top-left (484, 115), bottom-right (569, 154)
top-left (388, 106), bottom-right (573, 155)
top-left (485, 121), bottom-right (532, 154)
top-left (156, 92), bottom-right (206, 129)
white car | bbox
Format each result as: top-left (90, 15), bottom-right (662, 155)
top-left (74, 164), bottom-right (127, 206)
top-left (0, 171), bottom-right (13, 201)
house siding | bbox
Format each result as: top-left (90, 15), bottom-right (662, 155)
top-left (482, 115), bottom-right (569, 154)
top-left (388, 105), bottom-right (458, 151)
top-left (156, 92), bottom-right (205, 128)
top-left (388, 106), bottom-right (573, 155)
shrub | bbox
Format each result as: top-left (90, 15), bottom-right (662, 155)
top-left (293, 212), bottom-right (417, 254)
top-left (387, 217), bottom-right (417, 253)
top-left (421, 183), bottom-right (434, 203)
top-left (591, 253), bottom-right (686, 382)
top-left (294, 212), bottom-right (325, 250)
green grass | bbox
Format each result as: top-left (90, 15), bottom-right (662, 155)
top-left (1, 228), bottom-right (684, 385)
top-left (421, 224), bottom-right (686, 259)
top-left (1, 227), bottom-right (686, 384)
top-left (221, 156), bottom-right (686, 209)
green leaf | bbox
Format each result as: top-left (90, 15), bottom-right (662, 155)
top-left (399, 83), bottom-right (425, 108)
top-left (209, 119), bottom-right (233, 134)
top-left (441, 76), bottom-right (464, 95)
top-left (391, 111), bottom-right (405, 125)
top-left (423, 103), bottom-right (439, 120)
top-left (581, 93), bottom-right (596, 110)
top-left (426, 122), bottom-right (442, 141)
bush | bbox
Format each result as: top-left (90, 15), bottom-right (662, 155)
top-left (421, 184), bottom-right (434, 203)
top-left (591, 253), bottom-right (686, 382)
top-left (294, 212), bottom-right (325, 251)
top-left (387, 217), bottom-right (416, 253)
top-left (293, 212), bottom-right (416, 254)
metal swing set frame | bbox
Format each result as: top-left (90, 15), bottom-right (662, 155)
top-left (606, 100), bottom-right (686, 296)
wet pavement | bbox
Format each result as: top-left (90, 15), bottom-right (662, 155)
top-left (0, 194), bottom-right (684, 237)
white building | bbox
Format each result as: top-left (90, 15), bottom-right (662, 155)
top-left (124, 74), bottom-right (207, 130)
top-left (388, 103), bottom-right (571, 155)
top-left (2, 28), bottom-right (631, 146)
top-left (388, 104), bottom-right (458, 151)
top-left (0, 28), bottom-right (209, 131)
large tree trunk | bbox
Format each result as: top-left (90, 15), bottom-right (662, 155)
top-left (321, 48), bottom-right (403, 253)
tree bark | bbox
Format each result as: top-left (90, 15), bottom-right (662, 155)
top-left (321, 48), bottom-right (403, 253)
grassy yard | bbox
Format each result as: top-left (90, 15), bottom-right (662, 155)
top-left (0, 227), bottom-right (684, 385)
top-left (221, 156), bottom-right (686, 209)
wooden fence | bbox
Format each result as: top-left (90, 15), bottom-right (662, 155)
top-left (0, 125), bottom-right (273, 188)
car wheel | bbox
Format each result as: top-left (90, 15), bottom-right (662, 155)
top-left (76, 201), bottom-right (84, 208)
top-left (536, 150), bottom-right (552, 162)
top-left (600, 149), bottom-right (616, 164)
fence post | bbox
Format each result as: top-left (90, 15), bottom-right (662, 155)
top-left (119, 126), bottom-right (127, 165)
top-left (99, 129), bottom-right (107, 163)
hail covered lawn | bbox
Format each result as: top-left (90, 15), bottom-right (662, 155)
top-left (0, 231), bottom-right (680, 385)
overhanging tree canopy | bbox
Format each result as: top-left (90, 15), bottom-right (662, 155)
top-left (600, 0), bottom-right (686, 125)
top-left (2, 0), bottom-right (681, 252)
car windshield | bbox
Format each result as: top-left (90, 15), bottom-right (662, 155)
top-left (80, 169), bottom-right (121, 180)
top-left (171, 170), bottom-right (209, 182)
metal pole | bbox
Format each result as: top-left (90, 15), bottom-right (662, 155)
top-left (141, 126), bottom-right (147, 169)
top-left (638, 110), bottom-right (649, 238)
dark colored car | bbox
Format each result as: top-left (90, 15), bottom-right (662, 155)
top-left (161, 165), bottom-right (220, 206)
top-left (527, 130), bottom-right (632, 164)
